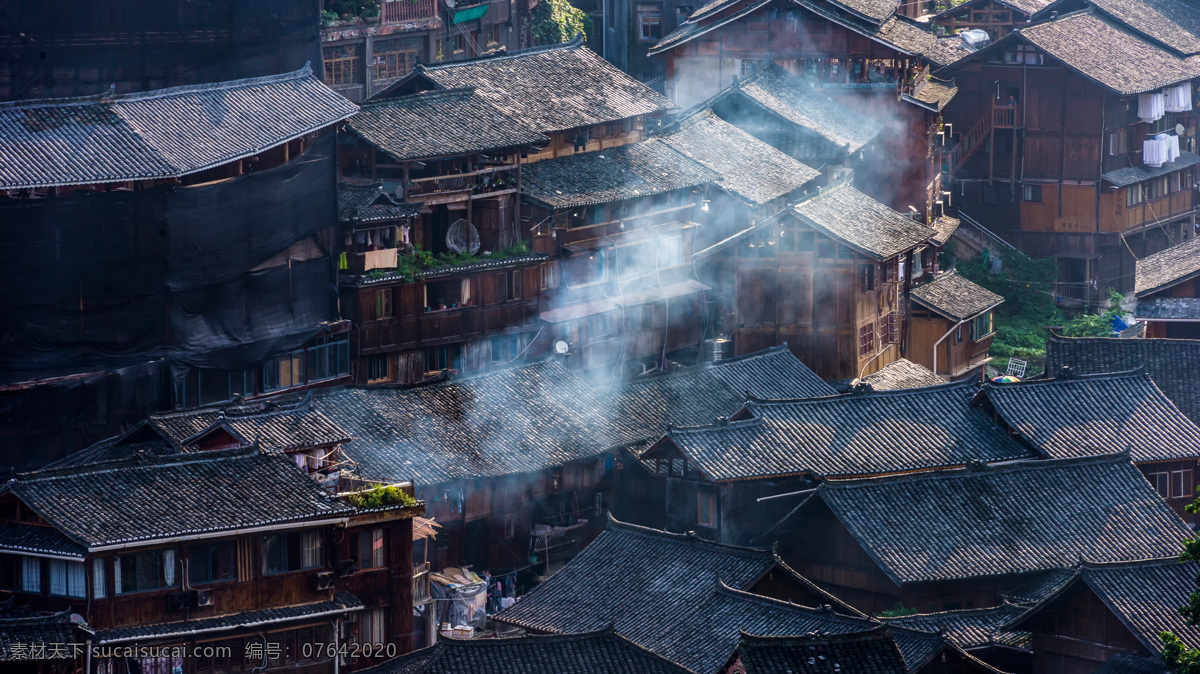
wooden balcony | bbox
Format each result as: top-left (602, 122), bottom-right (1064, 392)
top-left (992, 103), bottom-right (1020, 129)
top-left (349, 249), bottom-right (399, 273)
top-left (406, 165), bottom-right (518, 201)
top-left (358, 299), bottom-right (541, 353)
top-left (382, 0), bottom-right (436, 23)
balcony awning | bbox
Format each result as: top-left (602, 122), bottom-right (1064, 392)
top-left (452, 4), bottom-right (488, 23)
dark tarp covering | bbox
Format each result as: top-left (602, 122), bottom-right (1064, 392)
top-left (0, 135), bottom-right (340, 469)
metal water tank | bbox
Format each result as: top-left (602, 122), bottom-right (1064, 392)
top-left (704, 336), bottom-right (733, 362)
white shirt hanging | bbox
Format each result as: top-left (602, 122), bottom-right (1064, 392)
top-left (1165, 83), bottom-right (1193, 112)
top-left (1144, 136), bottom-right (1168, 167)
top-left (1139, 92), bottom-right (1165, 123)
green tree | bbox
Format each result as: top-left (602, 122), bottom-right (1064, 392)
top-left (955, 246), bottom-right (1062, 364)
top-left (1060, 288), bottom-right (1127, 337)
top-left (532, 0), bottom-right (592, 44)
top-left (1161, 495), bottom-right (1200, 671)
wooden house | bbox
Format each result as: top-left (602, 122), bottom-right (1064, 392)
top-left (885, 603), bottom-right (1034, 673)
top-left (908, 270), bottom-right (1004, 380)
top-left (1008, 558), bottom-right (1200, 672)
top-left (701, 181), bottom-right (935, 378)
top-left (337, 88), bottom-right (552, 385)
top-left (1134, 235), bottom-right (1200, 338)
top-left (776, 453), bottom-right (1192, 615)
top-left (928, 0), bottom-right (1054, 40)
top-left (973, 367), bottom-right (1200, 521)
top-left (0, 442), bottom-right (424, 674)
top-left (520, 140), bottom-right (719, 374)
top-left (0, 67), bottom-right (359, 468)
top-left (0, 599), bottom-right (89, 674)
top-left (936, 7), bottom-right (1200, 304)
top-left (319, 0), bottom-right (535, 102)
top-left (636, 379), bottom-right (1036, 545)
top-left (1044, 334), bottom-right (1200, 425)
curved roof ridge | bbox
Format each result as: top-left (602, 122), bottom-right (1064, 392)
top-left (985, 365), bottom-right (1149, 387)
top-left (424, 35), bottom-right (585, 70)
top-left (16, 443), bottom-right (265, 483)
top-left (667, 416), bottom-right (763, 434)
top-left (820, 451), bottom-right (1130, 489)
top-left (1079, 555), bottom-right (1190, 571)
top-left (714, 579), bottom-right (878, 624)
top-left (606, 514), bottom-right (775, 557)
top-left (749, 377), bottom-right (978, 404)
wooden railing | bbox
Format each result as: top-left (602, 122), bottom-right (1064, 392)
top-left (383, 0), bottom-right (436, 23)
top-left (413, 562), bottom-right (431, 603)
top-left (407, 165), bottom-right (518, 198)
top-left (946, 114), bottom-right (992, 178)
top-left (992, 104), bottom-right (1020, 129)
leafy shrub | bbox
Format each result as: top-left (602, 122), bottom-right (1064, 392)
top-left (347, 485), bottom-right (418, 509)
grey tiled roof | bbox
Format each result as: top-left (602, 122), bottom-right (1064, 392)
top-left (1001, 568), bottom-right (1077, 604)
top-left (146, 393), bottom-right (352, 453)
top-left (887, 604), bottom-right (1031, 651)
top-left (0, 523), bottom-right (86, 559)
top-left (860, 359), bottom-right (944, 391)
top-left (1044, 335), bottom-right (1200, 425)
top-left (650, 0), bottom-right (774, 55)
top-left (369, 628), bottom-right (697, 674)
top-left (909, 77), bottom-right (959, 111)
top-left (1135, 297), bottom-right (1200, 320)
top-left (1090, 0), bottom-right (1200, 56)
top-left (930, 215), bottom-right (961, 246)
top-left (1091, 655), bottom-right (1169, 674)
top-left (737, 627), bottom-right (911, 674)
top-left (657, 111), bottom-right (820, 206)
top-left (793, 184), bottom-right (936, 259)
top-left (0, 65), bottom-right (357, 190)
top-left (736, 65), bottom-right (883, 155)
top-left (95, 593), bottom-right (364, 645)
top-left (1014, 559), bottom-right (1200, 654)
top-left (311, 360), bottom-right (636, 486)
top-left (416, 40), bottom-right (675, 134)
top-left (706, 345), bottom-right (839, 399)
top-left (980, 369), bottom-right (1200, 463)
top-left (813, 453), bottom-right (1193, 584)
top-left (9, 447), bottom-right (356, 548)
top-left (664, 380), bottom-right (1034, 482)
top-left (338, 183), bottom-right (423, 223)
top-left (520, 140), bottom-right (720, 209)
top-left (1101, 151), bottom-right (1200, 188)
top-left (0, 603), bottom-right (77, 661)
top-left (495, 518), bottom-right (868, 673)
top-left (1135, 234), bottom-right (1200, 296)
top-left (828, 0), bottom-right (900, 22)
top-left (911, 271), bottom-right (1004, 321)
top-left (347, 88), bottom-right (548, 161)
top-left (1016, 10), bottom-right (1200, 95)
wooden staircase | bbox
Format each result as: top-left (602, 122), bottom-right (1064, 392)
top-left (946, 105), bottom-right (1021, 178)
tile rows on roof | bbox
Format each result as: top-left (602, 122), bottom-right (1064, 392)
top-left (338, 183), bottom-right (423, 223)
top-left (1044, 335), bottom-right (1200, 425)
top-left (1135, 297), bottom-right (1200, 320)
top-left (348, 88), bottom-right (547, 162)
top-left (11, 447), bottom-right (356, 548)
top-left (519, 139), bottom-right (720, 209)
top-left (930, 215), bottom-right (961, 246)
top-left (146, 392), bottom-right (352, 454)
top-left (1102, 150), bottom-right (1200, 188)
top-left (1074, 558), bottom-right (1200, 653)
top-left (664, 380), bottom-right (1034, 482)
top-left (793, 183), bottom-right (936, 259)
top-left (95, 593), bottom-right (364, 645)
top-left (737, 627), bottom-right (911, 674)
top-left (657, 110), bottom-right (820, 206)
top-left (911, 271), bottom-right (1004, 321)
top-left (859, 358), bottom-right (945, 391)
top-left (1089, 0), bottom-right (1200, 56)
top-left (1091, 655), bottom-right (1170, 674)
top-left (0, 65), bottom-right (358, 190)
top-left (1014, 10), bottom-right (1200, 95)
top-left (0, 523), bottom-right (86, 559)
top-left (980, 369), bottom-right (1200, 463)
top-left (414, 39), bottom-right (675, 134)
top-left (0, 602), bottom-right (77, 661)
top-left (650, 0), bottom-right (773, 55)
top-left (887, 603), bottom-right (1031, 651)
top-left (1000, 568), bottom-right (1077, 604)
top-left (909, 76), bottom-right (959, 111)
top-left (369, 627), bottom-right (696, 674)
top-left (812, 453), bottom-right (1193, 584)
top-left (1135, 233), bottom-right (1200, 296)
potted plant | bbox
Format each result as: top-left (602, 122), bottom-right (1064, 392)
top-left (437, 299), bottom-right (447, 310)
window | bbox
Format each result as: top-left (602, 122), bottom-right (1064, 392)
top-left (1175, 169), bottom-right (1192, 192)
top-left (49, 560), bottom-right (86, 598)
top-left (486, 24), bottom-right (500, 45)
top-left (506, 270), bottom-right (522, 301)
top-left (372, 38), bottom-right (420, 81)
top-left (838, 245), bottom-right (856, 260)
top-left (659, 235), bottom-right (685, 267)
top-left (882, 313), bottom-right (900, 344)
top-left (637, 4), bottom-right (663, 41)
top-left (1147, 177), bottom-right (1170, 200)
top-left (375, 289), bottom-right (394, 320)
top-left (972, 312), bottom-right (994, 340)
top-left (1150, 472), bottom-right (1170, 498)
top-left (859, 323), bottom-right (875, 357)
top-left (1109, 128), bottom-right (1127, 156)
top-left (1003, 43), bottom-right (1043, 65)
top-left (504, 514), bottom-right (516, 539)
top-left (424, 344), bottom-right (462, 373)
top-left (1022, 185), bottom-right (1042, 202)
top-left (358, 608), bottom-right (387, 646)
top-left (740, 59), bottom-right (762, 77)
top-left (881, 262), bottom-right (896, 284)
top-left (0, 555), bottom-right (40, 593)
top-left (1174, 470), bottom-right (1194, 499)
top-left (953, 325), bottom-right (963, 344)
top-left (115, 549), bottom-right (178, 594)
top-left (451, 34), bottom-right (466, 53)
top-left (1127, 185), bottom-right (1144, 207)
top-left (859, 264), bottom-right (875, 292)
top-left (189, 542), bottom-right (235, 585)
top-left (676, 5), bottom-right (693, 23)
top-left (93, 558), bottom-right (106, 599)
top-left (352, 528), bottom-right (386, 570)
top-left (307, 333), bottom-right (350, 382)
top-left (697, 493), bottom-right (716, 527)
top-left (541, 261), bottom-right (558, 290)
top-left (587, 312), bottom-right (611, 338)
top-left (368, 354), bottom-right (394, 382)
top-left (565, 249), bottom-right (607, 286)
top-left (263, 350), bottom-right (305, 392)
top-left (263, 531), bottom-right (324, 575)
top-left (323, 44), bottom-right (362, 86)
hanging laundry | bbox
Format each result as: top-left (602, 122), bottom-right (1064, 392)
top-left (1144, 136), bottom-right (1170, 167)
top-left (1139, 92), bottom-right (1165, 123)
top-left (1168, 134), bottom-right (1181, 163)
top-left (1165, 83), bottom-right (1193, 112)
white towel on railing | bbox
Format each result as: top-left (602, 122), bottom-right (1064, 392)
top-left (1166, 83), bottom-right (1193, 112)
top-left (1139, 92), bottom-right (1165, 122)
top-left (1168, 134), bottom-right (1181, 163)
top-left (1144, 136), bottom-right (1169, 167)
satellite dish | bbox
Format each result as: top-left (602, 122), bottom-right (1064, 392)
top-left (446, 218), bottom-right (480, 255)
top-left (554, 341), bottom-right (570, 355)
top-left (1177, 123), bottom-right (1187, 136)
